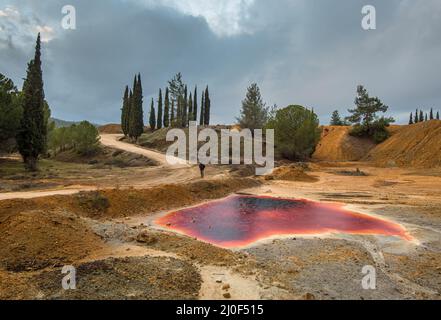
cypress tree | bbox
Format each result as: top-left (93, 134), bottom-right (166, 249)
top-left (137, 73), bottom-right (144, 132)
top-left (409, 112), bottom-right (413, 125)
top-left (128, 88), bottom-right (133, 130)
top-left (419, 110), bottom-right (424, 123)
top-left (176, 95), bottom-right (182, 127)
top-left (188, 93), bottom-right (193, 125)
top-left (182, 85), bottom-right (188, 127)
top-left (164, 87), bottom-right (170, 127)
top-left (128, 76), bottom-right (137, 139)
top-left (171, 100), bottom-right (175, 127)
top-left (129, 74), bottom-right (144, 140)
top-left (200, 89), bottom-right (205, 126)
top-left (157, 89), bottom-right (163, 130)
top-left (17, 33), bottom-right (48, 171)
top-left (204, 86), bottom-right (211, 126)
top-left (121, 86), bottom-right (129, 136)
top-left (425, 113), bottom-right (428, 122)
top-left (149, 98), bottom-right (156, 131)
top-left (430, 108), bottom-right (434, 120)
top-left (193, 86), bottom-right (198, 121)
top-left (437, 111), bottom-right (440, 120)
top-left (415, 109), bottom-right (419, 123)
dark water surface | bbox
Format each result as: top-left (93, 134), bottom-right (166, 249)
top-left (155, 195), bottom-right (412, 248)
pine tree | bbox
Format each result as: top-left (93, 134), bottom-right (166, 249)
top-left (163, 87), bottom-right (170, 128)
top-left (193, 86), bottom-right (198, 121)
top-left (330, 110), bottom-right (344, 126)
top-left (237, 83), bottom-right (268, 131)
top-left (149, 98), bottom-right (156, 131)
top-left (16, 33), bottom-right (48, 171)
top-left (346, 85), bottom-right (389, 129)
top-left (200, 89), bottom-right (205, 126)
top-left (409, 112), bottom-right (413, 125)
top-left (121, 86), bottom-right (129, 136)
top-left (430, 108), bottom-right (434, 120)
top-left (0, 73), bottom-right (21, 151)
top-left (157, 89), bottom-right (163, 130)
top-left (188, 93), bottom-right (193, 125)
top-left (204, 86), bottom-right (211, 126)
top-left (419, 110), bottom-right (424, 123)
top-left (168, 72), bottom-right (185, 107)
top-left (415, 109), bottom-right (419, 123)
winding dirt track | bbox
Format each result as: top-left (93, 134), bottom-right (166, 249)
top-left (0, 134), bottom-right (189, 201)
top-left (99, 134), bottom-right (188, 167)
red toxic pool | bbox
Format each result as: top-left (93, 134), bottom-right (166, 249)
top-left (155, 195), bottom-right (412, 248)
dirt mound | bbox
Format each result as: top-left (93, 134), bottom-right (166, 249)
top-left (98, 124), bottom-right (123, 134)
top-left (33, 256), bottom-right (201, 300)
top-left (0, 210), bottom-right (104, 271)
top-left (313, 126), bottom-right (376, 161)
top-left (365, 120), bottom-right (441, 168)
top-left (229, 165), bottom-right (256, 177)
top-left (266, 164), bottom-right (318, 182)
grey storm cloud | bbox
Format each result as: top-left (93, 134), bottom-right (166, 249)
top-left (0, 0), bottom-right (440, 124)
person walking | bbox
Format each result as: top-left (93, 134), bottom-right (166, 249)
top-left (199, 163), bottom-right (206, 179)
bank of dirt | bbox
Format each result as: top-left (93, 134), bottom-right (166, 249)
top-left (365, 120), bottom-right (441, 168)
top-left (33, 256), bottom-right (201, 300)
top-left (0, 210), bottom-right (105, 272)
top-left (265, 164), bottom-right (318, 182)
top-left (98, 124), bottom-right (123, 134)
top-left (313, 126), bottom-right (376, 161)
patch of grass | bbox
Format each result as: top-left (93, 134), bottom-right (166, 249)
top-left (333, 168), bottom-right (368, 176)
top-left (75, 191), bottom-right (110, 213)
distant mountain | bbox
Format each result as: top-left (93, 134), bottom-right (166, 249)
top-left (50, 118), bottom-right (100, 128)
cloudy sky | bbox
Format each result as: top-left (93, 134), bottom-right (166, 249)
top-left (1, 0), bottom-right (440, 125)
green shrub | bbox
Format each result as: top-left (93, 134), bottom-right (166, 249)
top-left (349, 117), bottom-right (392, 143)
top-left (266, 105), bottom-right (320, 161)
top-left (76, 191), bottom-right (110, 213)
top-left (48, 121), bottom-right (100, 155)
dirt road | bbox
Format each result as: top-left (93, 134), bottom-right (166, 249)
top-left (0, 134), bottom-right (191, 201)
top-left (100, 134), bottom-right (188, 167)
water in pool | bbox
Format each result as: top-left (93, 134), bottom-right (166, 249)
top-left (155, 195), bottom-right (412, 248)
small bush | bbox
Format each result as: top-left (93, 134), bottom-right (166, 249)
top-left (372, 129), bottom-right (390, 144)
top-left (112, 150), bottom-right (124, 157)
top-left (76, 191), bottom-right (110, 213)
top-left (349, 118), bottom-right (392, 143)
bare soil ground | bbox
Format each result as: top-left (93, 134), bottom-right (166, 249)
top-left (1, 132), bottom-right (441, 300)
